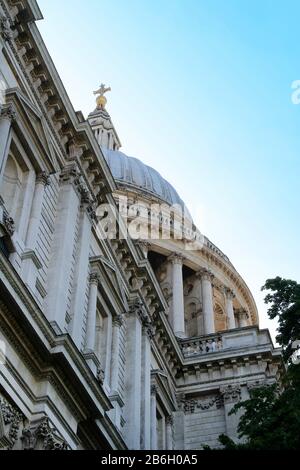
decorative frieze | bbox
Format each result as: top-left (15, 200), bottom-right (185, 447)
top-left (21, 417), bottom-right (70, 450)
top-left (181, 395), bottom-right (223, 414)
top-left (220, 385), bottom-right (241, 404)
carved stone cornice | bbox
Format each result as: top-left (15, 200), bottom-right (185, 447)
top-left (21, 416), bottom-right (70, 450)
top-left (220, 384), bottom-right (241, 404)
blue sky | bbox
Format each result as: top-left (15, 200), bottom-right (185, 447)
top-left (37, 0), bottom-right (300, 342)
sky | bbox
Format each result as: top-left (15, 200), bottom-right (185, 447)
top-left (37, 0), bottom-right (300, 343)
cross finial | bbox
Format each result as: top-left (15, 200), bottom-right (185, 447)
top-left (93, 84), bottom-right (111, 109)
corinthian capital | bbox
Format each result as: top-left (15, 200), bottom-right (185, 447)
top-left (36, 171), bottom-right (50, 186)
top-left (223, 286), bottom-right (235, 300)
top-left (168, 252), bottom-right (185, 265)
top-left (196, 268), bottom-right (214, 282)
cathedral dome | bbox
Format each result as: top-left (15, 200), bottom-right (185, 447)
top-left (102, 147), bottom-right (192, 218)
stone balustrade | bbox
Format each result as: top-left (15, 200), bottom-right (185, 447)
top-left (179, 326), bottom-right (274, 359)
top-left (180, 334), bottom-right (224, 357)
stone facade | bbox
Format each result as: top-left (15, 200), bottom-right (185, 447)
top-left (0, 0), bottom-right (283, 450)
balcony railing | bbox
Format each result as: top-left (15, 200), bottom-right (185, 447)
top-left (180, 334), bottom-right (224, 357)
top-left (178, 326), bottom-right (269, 359)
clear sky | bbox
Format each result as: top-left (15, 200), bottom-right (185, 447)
top-left (37, 0), bottom-right (300, 342)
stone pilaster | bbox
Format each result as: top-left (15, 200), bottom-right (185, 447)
top-left (45, 165), bottom-right (81, 332)
top-left (220, 384), bottom-right (241, 442)
top-left (150, 384), bottom-right (158, 450)
top-left (69, 204), bottom-right (93, 348)
top-left (166, 415), bottom-right (174, 450)
top-left (85, 272), bottom-right (100, 351)
top-left (124, 302), bottom-right (143, 449)
top-left (140, 324), bottom-right (152, 450)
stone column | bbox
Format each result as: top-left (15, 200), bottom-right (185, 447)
top-left (124, 303), bottom-right (143, 449)
top-left (140, 325), bottom-right (153, 450)
top-left (70, 207), bottom-right (93, 349)
top-left (169, 253), bottom-right (185, 338)
top-left (198, 268), bottom-right (215, 334)
top-left (166, 416), bottom-right (174, 450)
top-left (224, 287), bottom-right (236, 330)
top-left (0, 104), bottom-right (15, 184)
top-left (46, 165), bottom-right (81, 332)
top-left (237, 309), bottom-right (248, 328)
top-left (150, 385), bottom-right (158, 450)
top-left (85, 272), bottom-right (100, 351)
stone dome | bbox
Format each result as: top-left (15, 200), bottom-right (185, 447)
top-left (102, 147), bottom-right (192, 217)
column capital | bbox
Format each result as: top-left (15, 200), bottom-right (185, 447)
top-left (151, 384), bottom-right (158, 396)
top-left (89, 271), bottom-right (100, 286)
top-left (223, 286), bottom-right (235, 300)
top-left (168, 252), bottom-right (185, 265)
top-left (0, 103), bottom-right (16, 122)
top-left (36, 171), bottom-right (51, 186)
top-left (113, 314), bottom-right (124, 327)
top-left (236, 308), bottom-right (248, 320)
top-left (196, 268), bottom-right (214, 282)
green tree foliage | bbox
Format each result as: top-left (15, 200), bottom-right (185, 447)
top-left (218, 277), bottom-right (300, 450)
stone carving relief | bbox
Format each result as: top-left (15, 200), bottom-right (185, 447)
top-left (181, 395), bottom-right (223, 414)
top-left (21, 417), bottom-right (70, 450)
top-left (220, 385), bottom-right (241, 404)
top-left (0, 397), bottom-right (23, 449)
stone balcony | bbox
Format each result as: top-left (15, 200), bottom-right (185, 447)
top-left (179, 326), bottom-right (279, 360)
